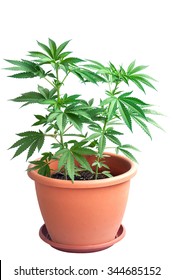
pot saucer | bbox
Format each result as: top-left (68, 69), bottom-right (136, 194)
top-left (39, 224), bottom-right (125, 253)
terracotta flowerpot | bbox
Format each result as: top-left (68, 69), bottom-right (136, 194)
top-left (28, 152), bottom-right (137, 252)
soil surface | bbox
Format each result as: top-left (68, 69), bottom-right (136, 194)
top-left (51, 170), bottom-right (109, 181)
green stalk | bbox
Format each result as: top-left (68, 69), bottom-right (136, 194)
top-left (95, 79), bottom-right (117, 180)
top-left (95, 156), bottom-right (100, 180)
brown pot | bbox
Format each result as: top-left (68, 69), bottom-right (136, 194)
top-left (28, 152), bottom-right (137, 252)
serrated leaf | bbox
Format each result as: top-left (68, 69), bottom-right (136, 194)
top-left (88, 123), bottom-right (102, 132)
top-left (130, 75), bottom-right (157, 91)
top-left (37, 40), bottom-right (52, 57)
top-left (98, 135), bottom-right (106, 156)
top-left (27, 140), bottom-right (39, 159)
top-left (146, 117), bottom-right (165, 131)
top-left (118, 148), bottom-right (138, 163)
top-left (132, 116), bottom-right (152, 139)
top-left (67, 152), bottom-right (74, 181)
top-left (102, 170), bottom-right (113, 178)
top-left (56, 113), bottom-right (67, 133)
top-left (56, 40), bottom-right (71, 56)
top-left (121, 98), bottom-right (146, 119)
top-left (61, 57), bottom-right (84, 65)
top-left (127, 60), bottom-right (136, 74)
top-left (28, 51), bottom-right (50, 59)
top-left (38, 164), bottom-right (51, 177)
top-left (74, 68), bottom-right (106, 83)
top-left (72, 147), bottom-right (96, 155)
top-left (124, 97), bottom-right (148, 105)
top-left (11, 92), bottom-right (45, 104)
top-left (9, 137), bottom-right (29, 149)
top-left (5, 59), bottom-right (37, 72)
top-left (143, 108), bottom-right (164, 116)
top-left (106, 134), bottom-right (121, 146)
top-left (128, 76), bottom-right (145, 92)
top-left (38, 85), bottom-right (49, 98)
top-left (129, 65), bottom-right (148, 74)
top-left (120, 144), bottom-right (140, 152)
top-left (73, 153), bottom-right (93, 172)
top-left (58, 51), bottom-right (72, 60)
top-left (118, 100), bottom-right (132, 131)
top-left (86, 133), bottom-right (101, 141)
top-left (17, 131), bottom-right (41, 137)
top-left (105, 128), bottom-right (123, 135)
top-left (58, 149), bottom-right (69, 171)
top-left (4, 66), bottom-right (22, 71)
top-left (10, 131), bottom-right (45, 159)
top-left (48, 38), bottom-right (57, 58)
top-left (67, 113), bottom-right (83, 132)
top-left (107, 99), bottom-right (117, 121)
top-left (9, 72), bottom-right (36, 79)
top-left (87, 59), bottom-right (106, 68)
top-left (12, 141), bottom-right (34, 158)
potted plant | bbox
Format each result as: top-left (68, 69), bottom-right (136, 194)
top-left (5, 38), bottom-right (162, 252)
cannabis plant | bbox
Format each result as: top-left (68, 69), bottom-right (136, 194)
top-left (6, 38), bottom-right (162, 181)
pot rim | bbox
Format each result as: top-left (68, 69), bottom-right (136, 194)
top-left (28, 152), bottom-right (137, 189)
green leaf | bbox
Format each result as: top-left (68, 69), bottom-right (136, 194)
top-left (124, 97), bottom-right (148, 106)
top-left (37, 40), bottom-right (52, 57)
top-left (28, 51), bottom-right (50, 59)
top-left (58, 51), bottom-right (72, 60)
top-left (9, 72), bottom-right (36, 79)
top-left (32, 115), bottom-right (47, 126)
top-left (128, 76), bottom-right (145, 92)
top-left (98, 135), bottom-right (106, 156)
top-left (118, 148), bottom-right (138, 163)
top-left (74, 68), bottom-right (106, 83)
top-left (127, 60), bottom-right (136, 74)
top-left (28, 154), bottom-right (52, 177)
top-left (73, 153), bottom-right (93, 172)
top-left (118, 100), bottom-right (132, 131)
top-left (48, 38), bottom-right (57, 58)
top-left (38, 85), bottom-right (49, 98)
top-left (10, 131), bottom-right (45, 159)
top-left (72, 147), bottom-right (96, 155)
top-left (87, 59), bottom-right (106, 69)
top-left (67, 152), bottom-right (74, 181)
top-left (57, 149), bottom-right (69, 171)
top-left (86, 133), bottom-right (101, 141)
top-left (130, 75), bottom-right (157, 91)
top-left (146, 117), bottom-right (165, 131)
top-left (5, 59), bottom-right (37, 72)
top-left (105, 127), bottom-right (123, 135)
top-left (120, 144), bottom-right (140, 152)
top-left (106, 134), bottom-right (121, 146)
top-left (107, 99), bottom-right (117, 121)
top-left (143, 108), bottom-right (164, 116)
top-left (129, 65), bottom-right (148, 74)
top-left (101, 170), bottom-right (113, 178)
top-left (17, 131), bottom-right (42, 137)
top-left (61, 57), bottom-right (84, 65)
top-left (132, 116), bottom-right (152, 139)
top-left (67, 113), bottom-right (83, 132)
top-left (56, 40), bottom-right (71, 56)
top-left (38, 164), bottom-right (51, 177)
top-left (56, 113), bottom-right (67, 133)
top-left (88, 123), bottom-right (102, 132)
top-left (121, 98), bottom-right (147, 119)
top-left (11, 92), bottom-right (45, 104)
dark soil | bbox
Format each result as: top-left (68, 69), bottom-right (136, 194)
top-left (51, 170), bottom-right (109, 181)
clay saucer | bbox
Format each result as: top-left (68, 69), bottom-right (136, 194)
top-left (39, 224), bottom-right (125, 253)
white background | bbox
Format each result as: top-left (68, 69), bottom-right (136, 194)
top-left (0, 0), bottom-right (173, 279)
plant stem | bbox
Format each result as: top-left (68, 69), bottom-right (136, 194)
top-left (44, 77), bottom-right (55, 88)
top-left (95, 156), bottom-right (100, 180)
